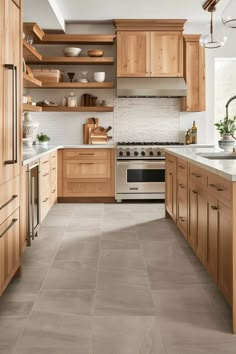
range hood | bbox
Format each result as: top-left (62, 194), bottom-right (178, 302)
top-left (117, 77), bottom-right (187, 98)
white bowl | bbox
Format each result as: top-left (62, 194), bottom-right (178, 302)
top-left (63, 47), bottom-right (82, 57)
top-left (94, 72), bottom-right (105, 83)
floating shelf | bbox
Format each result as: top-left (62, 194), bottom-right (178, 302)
top-left (23, 104), bottom-right (42, 112)
top-left (27, 56), bottom-right (114, 65)
top-left (23, 22), bottom-right (116, 44)
top-left (30, 82), bottom-right (114, 89)
top-left (23, 40), bottom-right (42, 62)
top-left (23, 73), bottom-right (42, 87)
top-left (41, 106), bottom-right (114, 112)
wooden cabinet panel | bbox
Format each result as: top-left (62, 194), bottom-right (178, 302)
top-left (50, 152), bottom-right (57, 206)
top-left (207, 173), bottom-right (231, 206)
top-left (0, 0), bottom-right (21, 186)
top-left (196, 185), bottom-right (207, 266)
top-left (0, 176), bottom-right (19, 225)
top-left (218, 201), bottom-right (232, 305)
top-left (63, 149), bottom-right (110, 160)
top-left (189, 164), bottom-right (207, 187)
top-left (181, 35), bottom-right (205, 112)
top-left (188, 182), bottom-right (198, 250)
top-left (206, 193), bottom-right (218, 284)
top-left (63, 179), bottom-right (113, 197)
top-left (165, 154), bottom-right (177, 221)
top-left (177, 178), bottom-right (188, 238)
top-left (117, 31), bottom-right (150, 77)
top-left (151, 32), bottom-right (183, 77)
top-left (63, 160), bottom-right (111, 179)
top-left (0, 209), bottom-right (20, 296)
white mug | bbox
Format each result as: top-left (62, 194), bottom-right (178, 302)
top-left (94, 72), bottom-right (105, 83)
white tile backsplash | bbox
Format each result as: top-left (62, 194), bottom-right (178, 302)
top-left (32, 98), bottom-right (182, 145)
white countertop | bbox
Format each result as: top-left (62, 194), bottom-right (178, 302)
top-left (22, 144), bottom-right (115, 165)
top-left (165, 146), bottom-right (236, 181)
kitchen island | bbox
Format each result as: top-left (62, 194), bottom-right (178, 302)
top-left (165, 146), bottom-right (236, 333)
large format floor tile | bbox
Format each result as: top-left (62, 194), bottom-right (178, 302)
top-left (0, 202), bottom-right (234, 354)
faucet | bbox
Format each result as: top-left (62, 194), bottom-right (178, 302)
top-left (225, 95), bottom-right (236, 120)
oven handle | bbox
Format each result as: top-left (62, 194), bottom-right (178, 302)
top-left (117, 161), bottom-right (165, 168)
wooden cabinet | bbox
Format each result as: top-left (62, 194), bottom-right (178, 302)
top-left (0, 209), bottom-right (20, 296)
top-left (176, 159), bottom-right (188, 238)
top-left (61, 148), bottom-right (115, 199)
top-left (151, 32), bottom-right (183, 77)
top-left (50, 151), bottom-right (57, 206)
top-left (115, 20), bottom-right (186, 78)
top-left (117, 31), bottom-right (149, 77)
top-left (165, 154), bottom-right (177, 221)
top-left (181, 35), bottom-right (205, 112)
top-left (188, 181), bottom-right (198, 250)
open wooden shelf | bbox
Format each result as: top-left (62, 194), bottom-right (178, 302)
top-left (27, 56), bottom-right (114, 65)
top-left (41, 106), bottom-right (114, 112)
top-left (23, 23), bottom-right (116, 44)
top-left (23, 40), bottom-right (42, 62)
top-left (23, 73), bottom-right (42, 87)
top-left (23, 104), bottom-right (42, 112)
top-left (30, 82), bottom-right (114, 89)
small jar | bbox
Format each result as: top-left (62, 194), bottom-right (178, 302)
top-left (67, 92), bottom-right (77, 107)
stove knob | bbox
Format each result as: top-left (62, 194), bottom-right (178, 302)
top-left (141, 151), bottom-right (146, 156)
top-left (126, 151), bottom-right (131, 156)
top-left (134, 151), bottom-right (139, 156)
top-left (149, 151), bottom-right (154, 156)
top-left (119, 151), bottom-right (124, 156)
top-left (157, 151), bottom-right (162, 156)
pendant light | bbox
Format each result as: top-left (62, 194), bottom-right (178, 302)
top-left (222, 0), bottom-right (236, 28)
top-left (200, 8), bottom-right (227, 48)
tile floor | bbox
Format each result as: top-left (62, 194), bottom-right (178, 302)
top-left (0, 202), bottom-right (235, 354)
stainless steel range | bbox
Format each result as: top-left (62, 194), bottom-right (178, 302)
top-left (115, 142), bottom-right (184, 201)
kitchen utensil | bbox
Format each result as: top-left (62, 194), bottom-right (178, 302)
top-left (87, 50), bottom-right (104, 57)
top-left (67, 72), bottom-right (75, 82)
top-left (63, 47), bottom-right (82, 57)
top-left (94, 72), bottom-right (105, 83)
top-left (79, 71), bottom-right (89, 83)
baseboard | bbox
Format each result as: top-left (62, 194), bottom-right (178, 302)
top-left (57, 197), bottom-right (115, 203)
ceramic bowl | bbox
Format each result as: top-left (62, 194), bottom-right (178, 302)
top-left (94, 72), bottom-right (105, 83)
top-left (88, 50), bottom-right (104, 57)
top-left (63, 47), bottom-right (82, 57)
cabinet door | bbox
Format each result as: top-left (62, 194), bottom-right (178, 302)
top-left (206, 193), bottom-right (218, 284)
top-left (64, 160), bottom-right (111, 179)
top-left (196, 186), bottom-right (207, 265)
top-left (0, 0), bottom-right (21, 186)
top-left (165, 164), bottom-right (176, 221)
top-left (218, 201), bottom-right (232, 305)
top-left (117, 31), bottom-right (150, 77)
top-left (0, 209), bottom-right (20, 296)
top-left (150, 32), bottom-right (183, 77)
top-left (181, 35), bottom-right (205, 112)
top-left (177, 178), bottom-right (188, 238)
top-left (188, 182), bottom-right (198, 250)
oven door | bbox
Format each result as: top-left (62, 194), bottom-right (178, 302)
top-left (116, 160), bottom-right (165, 194)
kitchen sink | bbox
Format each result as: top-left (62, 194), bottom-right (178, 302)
top-left (197, 152), bottom-right (236, 160)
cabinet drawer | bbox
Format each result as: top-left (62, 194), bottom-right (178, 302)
top-left (63, 179), bottom-right (112, 197)
top-left (0, 176), bottom-right (20, 225)
top-left (207, 173), bottom-right (231, 205)
top-left (0, 209), bottom-right (20, 296)
top-left (40, 194), bottom-right (51, 222)
top-left (63, 160), bottom-right (111, 179)
top-left (63, 149), bottom-right (110, 160)
top-left (50, 151), bottom-right (57, 168)
top-left (177, 158), bottom-right (188, 178)
top-left (166, 153), bottom-right (176, 167)
top-left (40, 170), bottom-right (51, 196)
top-left (189, 164), bottom-right (207, 187)
top-left (40, 154), bottom-right (50, 172)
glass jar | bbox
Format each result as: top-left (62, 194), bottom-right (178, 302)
top-left (67, 92), bottom-right (77, 107)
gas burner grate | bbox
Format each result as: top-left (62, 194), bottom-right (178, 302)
top-left (117, 142), bottom-right (184, 146)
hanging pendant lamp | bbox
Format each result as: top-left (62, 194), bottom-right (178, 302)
top-left (222, 0), bottom-right (236, 28)
top-left (200, 8), bottom-right (227, 48)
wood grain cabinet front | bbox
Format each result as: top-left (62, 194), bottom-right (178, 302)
top-left (165, 154), bottom-right (177, 221)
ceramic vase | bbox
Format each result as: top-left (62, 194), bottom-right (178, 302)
top-left (218, 134), bottom-right (235, 152)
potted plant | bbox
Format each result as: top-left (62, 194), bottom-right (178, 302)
top-left (37, 132), bottom-right (50, 147)
top-left (215, 117), bottom-right (236, 152)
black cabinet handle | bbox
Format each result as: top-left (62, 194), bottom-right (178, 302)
top-left (4, 64), bottom-right (17, 165)
top-left (0, 218), bottom-right (18, 238)
top-left (0, 195), bottom-right (18, 210)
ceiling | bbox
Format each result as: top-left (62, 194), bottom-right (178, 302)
top-left (24, 0), bottom-right (230, 30)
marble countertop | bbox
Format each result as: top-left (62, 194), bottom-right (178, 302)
top-left (165, 146), bottom-right (236, 181)
top-left (22, 144), bottom-right (115, 165)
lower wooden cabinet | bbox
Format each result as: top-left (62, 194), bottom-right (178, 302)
top-left (166, 154), bottom-right (233, 307)
top-left (0, 209), bottom-right (20, 296)
top-left (61, 149), bottom-right (115, 198)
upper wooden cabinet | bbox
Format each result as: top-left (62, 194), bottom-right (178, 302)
top-left (181, 35), bottom-right (205, 112)
top-left (115, 20), bottom-right (186, 78)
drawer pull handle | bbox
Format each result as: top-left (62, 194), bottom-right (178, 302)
top-left (179, 165), bottom-right (185, 169)
top-left (43, 173), bottom-right (49, 177)
top-left (0, 218), bottom-right (17, 238)
top-left (52, 156), bottom-right (56, 159)
top-left (79, 162), bottom-right (95, 165)
top-left (43, 161), bottom-right (49, 164)
top-left (79, 153), bottom-right (95, 156)
top-left (52, 189), bottom-right (56, 194)
top-left (43, 198), bottom-right (49, 203)
top-left (211, 205), bottom-right (218, 210)
top-left (52, 168), bottom-right (56, 171)
top-left (179, 184), bottom-right (185, 189)
top-left (167, 160), bottom-right (174, 163)
top-left (191, 173), bottom-right (201, 178)
top-left (0, 195), bottom-right (17, 210)
top-left (169, 172), bottom-right (172, 176)
top-left (209, 184), bottom-right (223, 192)
top-left (179, 217), bottom-right (185, 222)
top-left (192, 190), bottom-right (197, 194)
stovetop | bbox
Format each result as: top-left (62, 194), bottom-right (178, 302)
top-left (116, 142), bottom-right (184, 159)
